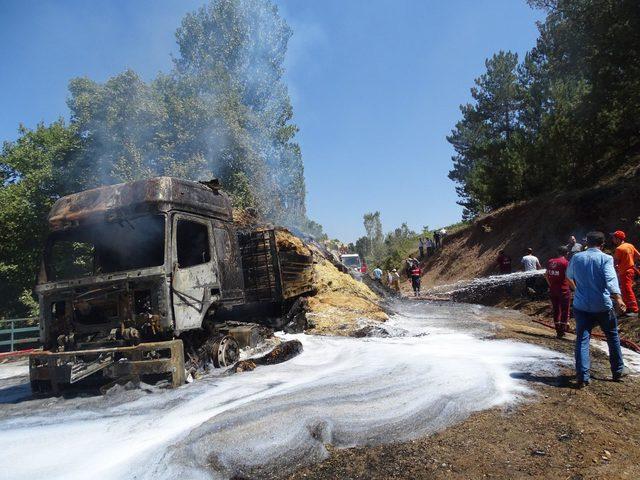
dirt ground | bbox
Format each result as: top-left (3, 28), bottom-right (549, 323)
top-left (480, 293), bottom-right (640, 347)
top-left (286, 310), bottom-right (640, 480)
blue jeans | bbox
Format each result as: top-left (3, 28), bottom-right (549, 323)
top-left (574, 308), bottom-right (624, 382)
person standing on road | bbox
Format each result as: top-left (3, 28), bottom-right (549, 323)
top-left (373, 266), bottom-right (383, 282)
top-left (418, 238), bottom-right (425, 259)
top-left (405, 257), bottom-right (418, 278)
top-left (439, 228), bottom-right (447, 246)
top-left (496, 250), bottom-right (512, 274)
top-left (390, 269), bottom-right (401, 292)
top-left (566, 231), bottom-right (627, 388)
top-left (410, 263), bottom-right (422, 296)
top-left (611, 230), bottom-right (640, 318)
top-left (433, 231), bottom-right (441, 249)
top-left (566, 235), bottom-right (583, 260)
top-left (545, 246), bottom-right (572, 338)
top-left (521, 248), bottom-right (542, 295)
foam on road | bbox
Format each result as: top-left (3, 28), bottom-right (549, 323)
top-left (0, 301), bottom-right (567, 480)
top-left (0, 360), bottom-right (28, 380)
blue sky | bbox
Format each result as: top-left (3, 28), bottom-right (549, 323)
top-left (0, 0), bottom-right (543, 242)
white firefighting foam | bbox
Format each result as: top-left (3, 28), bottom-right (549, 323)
top-left (0, 302), bottom-right (567, 480)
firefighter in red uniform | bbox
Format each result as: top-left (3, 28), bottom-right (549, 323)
top-left (545, 246), bottom-right (572, 338)
top-left (496, 250), bottom-right (512, 274)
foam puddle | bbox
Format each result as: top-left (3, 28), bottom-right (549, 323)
top-left (0, 302), bottom-right (566, 480)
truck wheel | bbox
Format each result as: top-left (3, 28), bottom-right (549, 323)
top-left (211, 335), bottom-right (239, 368)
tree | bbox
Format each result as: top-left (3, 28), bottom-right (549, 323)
top-left (0, 121), bottom-right (81, 317)
top-left (448, 52), bottom-right (524, 215)
top-left (526, 0), bottom-right (640, 184)
top-left (363, 211), bottom-right (385, 259)
top-left (354, 236), bottom-right (372, 260)
top-left (0, 0), bottom-right (324, 315)
top-left (449, 0), bottom-right (640, 216)
top-left (363, 212), bottom-right (383, 245)
top-left (172, 0), bottom-right (306, 223)
top-left (67, 0), bottom-right (308, 226)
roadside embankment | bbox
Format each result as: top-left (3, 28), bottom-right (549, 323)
top-left (415, 173), bottom-right (640, 288)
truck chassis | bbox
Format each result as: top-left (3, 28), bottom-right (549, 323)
top-left (29, 340), bottom-right (186, 394)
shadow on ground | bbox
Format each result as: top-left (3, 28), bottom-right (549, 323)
top-left (510, 372), bottom-right (574, 388)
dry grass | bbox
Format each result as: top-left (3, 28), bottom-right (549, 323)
top-left (275, 229), bottom-right (312, 256)
top-left (305, 254), bottom-right (387, 336)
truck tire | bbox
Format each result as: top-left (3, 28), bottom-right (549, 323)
top-left (209, 335), bottom-right (239, 368)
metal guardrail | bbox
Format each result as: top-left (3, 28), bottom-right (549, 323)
top-left (0, 318), bottom-right (39, 353)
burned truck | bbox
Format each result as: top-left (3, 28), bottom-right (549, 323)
top-left (29, 177), bottom-right (314, 393)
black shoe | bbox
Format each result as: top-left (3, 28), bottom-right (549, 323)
top-left (613, 366), bottom-right (630, 382)
top-left (576, 379), bottom-right (590, 389)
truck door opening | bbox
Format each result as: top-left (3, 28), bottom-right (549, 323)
top-left (171, 216), bottom-right (218, 331)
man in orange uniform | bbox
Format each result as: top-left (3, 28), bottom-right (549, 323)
top-left (612, 230), bottom-right (640, 317)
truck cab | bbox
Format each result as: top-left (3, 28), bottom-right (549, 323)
top-left (340, 253), bottom-right (366, 273)
top-left (30, 176), bottom-right (315, 393)
top-left (35, 177), bottom-right (246, 353)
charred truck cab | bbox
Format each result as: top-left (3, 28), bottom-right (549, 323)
top-left (30, 177), bottom-right (312, 393)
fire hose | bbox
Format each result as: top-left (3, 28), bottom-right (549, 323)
top-left (531, 317), bottom-right (640, 353)
top-left (0, 348), bottom-right (38, 359)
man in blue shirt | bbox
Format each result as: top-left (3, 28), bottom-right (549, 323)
top-left (373, 266), bottom-right (383, 282)
top-left (566, 231), bottom-right (627, 387)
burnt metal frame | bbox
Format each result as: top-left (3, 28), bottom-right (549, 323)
top-left (29, 339), bottom-right (186, 393)
top-left (238, 230), bottom-right (283, 303)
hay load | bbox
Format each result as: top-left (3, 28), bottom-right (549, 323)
top-left (305, 255), bottom-right (388, 335)
top-left (274, 228), bottom-right (388, 336)
top-left (232, 209), bottom-right (388, 336)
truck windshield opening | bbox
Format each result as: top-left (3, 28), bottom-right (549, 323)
top-left (45, 215), bottom-right (165, 281)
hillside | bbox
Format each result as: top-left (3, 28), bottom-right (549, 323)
top-left (421, 169), bottom-right (640, 287)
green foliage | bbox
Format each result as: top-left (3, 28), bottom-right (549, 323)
top-left (362, 211), bottom-right (384, 258)
top-left (300, 219), bottom-right (327, 241)
top-left (0, 121), bottom-right (81, 317)
top-left (18, 289), bottom-right (39, 317)
top-left (355, 212), bottom-right (421, 271)
top-left (360, 219), bottom-right (471, 272)
top-left (449, 0), bottom-right (640, 218)
top-left (354, 236), bottom-right (372, 260)
top-left (379, 223), bottom-right (418, 271)
top-left (448, 51), bottom-right (524, 217)
top-left (226, 171), bottom-right (256, 209)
